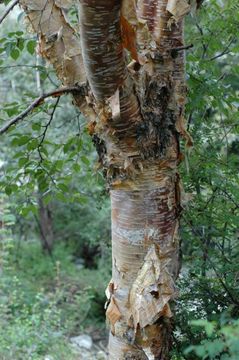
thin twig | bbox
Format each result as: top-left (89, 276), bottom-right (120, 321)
top-left (172, 44), bottom-right (194, 52)
top-left (171, 44), bottom-right (193, 58)
top-left (0, 85), bottom-right (84, 135)
top-left (195, 22), bottom-right (208, 59)
top-left (187, 111), bottom-right (193, 131)
top-left (209, 37), bottom-right (235, 61)
top-left (220, 189), bottom-right (239, 210)
top-left (0, 65), bottom-right (44, 70)
top-left (211, 263), bottom-right (239, 306)
top-left (37, 97), bottom-right (60, 162)
top-left (0, 0), bottom-right (19, 26)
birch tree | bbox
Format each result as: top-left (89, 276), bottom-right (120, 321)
top-left (4, 0), bottom-right (195, 358)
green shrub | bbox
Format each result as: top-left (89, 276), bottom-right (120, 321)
top-left (185, 314), bottom-right (239, 360)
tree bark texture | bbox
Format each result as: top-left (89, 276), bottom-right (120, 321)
top-left (19, 0), bottom-right (193, 358)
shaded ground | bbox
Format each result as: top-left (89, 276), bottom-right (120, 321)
top-left (69, 328), bottom-right (108, 360)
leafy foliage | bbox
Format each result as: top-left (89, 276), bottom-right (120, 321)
top-left (184, 317), bottom-right (239, 359)
top-left (0, 201), bottom-right (109, 359)
top-left (171, 1), bottom-right (239, 358)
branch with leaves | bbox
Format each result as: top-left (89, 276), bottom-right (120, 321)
top-left (0, 85), bottom-right (85, 135)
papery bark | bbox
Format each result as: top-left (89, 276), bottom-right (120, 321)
top-left (19, 0), bottom-right (96, 121)
top-left (20, 0), bottom-right (85, 84)
top-left (19, 0), bottom-right (192, 358)
top-left (103, 1), bottom-right (190, 358)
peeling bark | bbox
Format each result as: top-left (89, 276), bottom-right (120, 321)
top-left (20, 0), bottom-right (85, 84)
top-left (19, 0), bottom-right (192, 358)
top-left (108, 153), bottom-right (181, 359)
top-left (19, 0), bottom-right (96, 122)
top-left (102, 1), bottom-right (189, 358)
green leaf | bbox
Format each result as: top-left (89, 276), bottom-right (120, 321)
top-left (26, 40), bottom-right (36, 55)
top-left (57, 183), bottom-right (68, 192)
top-left (13, 151), bottom-right (25, 159)
top-left (11, 135), bottom-right (30, 146)
top-left (16, 38), bottom-right (25, 51)
top-left (5, 185), bottom-right (12, 196)
top-left (81, 156), bottom-right (90, 166)
top-left (18, 157), bottom-right (29, 167)
top-left (10, 48), bottom-right (20, 60)
top-left (73, 163), bottom-right (81, 172)
top-left (32, 123), bottom-right (41, 131)
top-left (191, 320), bottom-right (216, 337)
top-left (2, 213), bottom-right (16, 224)
top-left (73, 193), bottom-right (88, 204)
top-left (38, 177), bottom-right (49, 192)
top-left (63, 138), bottom-right (75, 153)
top-left (27, 139), bottom-right (39, 151)
top-left (39, 147), bottom-right (48, 157)
top-left (15, 31), bottom-right (24, 36)
top-left (56, 192), bottom-right (68, 202)
top-left (42, 194), bottom-right (52, 206)
top-left (54, 160), bottom-right (64, 171)
top-left (20, 204), bottom-right (37, 217)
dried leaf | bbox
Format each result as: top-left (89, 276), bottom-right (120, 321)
top-left (175, 116), bottom-right (193, 148)
top-left (106, 296), bottom-right (121, 327)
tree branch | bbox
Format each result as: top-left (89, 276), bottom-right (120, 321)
top-left (0, 0), bottom-right (19, 26)
top-left (0, 85), bottom-right (84, 135)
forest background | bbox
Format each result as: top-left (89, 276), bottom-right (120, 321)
top-left (0, 0), bottom-right (239, 359)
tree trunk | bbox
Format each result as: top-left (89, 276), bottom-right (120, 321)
top-left (19, 0), bottom-right (193, 357)
top-left (37, 194), bottom-right (54, 255)
top-left (108, 157), bottom-right (181, 359)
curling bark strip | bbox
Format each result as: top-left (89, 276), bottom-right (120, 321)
top-left (20, 0), bottom-right (86, 85)
top-left (19, 0), bottom-right (97, 123)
